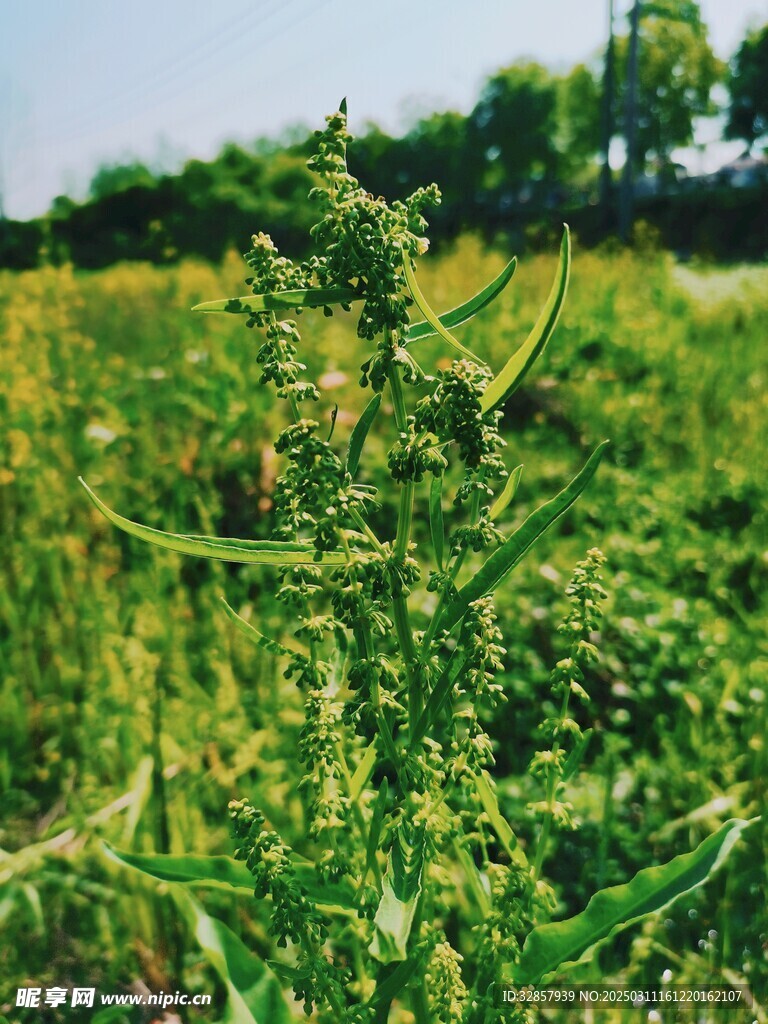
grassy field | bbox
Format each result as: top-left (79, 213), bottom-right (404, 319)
top-left (0, 238), bottom-right (765, 1021)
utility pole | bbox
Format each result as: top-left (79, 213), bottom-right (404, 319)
top-left (619, 0), bottom-right (641, 242)
top-left (599, 0), bottom-right (616, 229)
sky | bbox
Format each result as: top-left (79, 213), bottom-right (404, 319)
top-left (2, 0), bottom-right (767, 220)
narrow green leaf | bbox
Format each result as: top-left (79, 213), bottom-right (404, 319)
top-left (291, 861), bottom-right (358, 911)
top-left (404, 256), bottom-right (517, 345)
top-left (370, 824), bottom-right (426, 963)
top-left (562, 728), bottom-right (593, 782)
top-left (170, 888), bottom-right (291, 1024)
top-left (368, 947), bottom-right (430, 1012)
top-left (411, 648), bottom-right (467, 748)
top-left (80, 479), bottom-right (345, 565)
top-left (220, 597), bottom-right (298, 658)
top-left (104, 843), bottom-right (255, 890)
top-left (452, 839), bottom-right (490, 917)
top-left (400, 246), bottom-right (486, 364)
top-left (429, 474), bottom-right (445, 571)
top-left (347, 393), bottom-right (382, 476)
top-left (472, 771), bottom-right (528, 867)
top-left (191, 286), bottom-right (361, 314)
top-left (515, 818), bottom-right (753, 984)
top-left (481, 226), bottom-right (571, 413)
top-left (104, 843), bottom-right (356, 910)
top-left (350, 742), bottom-right (378, 801)
top-left (489, 464), bottom-right (524, 520)
top-left (440, 441), bottom-right (608, 633)
top-left (365, 778), bottom-right (389, 882)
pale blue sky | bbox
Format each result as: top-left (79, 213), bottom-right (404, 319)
top-left (2, 0), bottom-right (766, 219)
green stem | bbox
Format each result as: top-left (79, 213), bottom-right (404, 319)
top-left (387, 361), bottom-right (423, 738)
top-left (421, 485), bottom-right (483, 653)
top-left (531, 686), bottom-right (571, 885)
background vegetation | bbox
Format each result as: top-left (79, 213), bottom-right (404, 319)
top-left (2, 3), bottom-right (768, 270)
top-left (0, 233), bottom-right (765, 1019)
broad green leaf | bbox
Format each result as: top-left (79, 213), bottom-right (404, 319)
top-left (515, 818), bottom-right (753, 984)
top-left (411, 648), bottom-right (467, 747)
top-left (170, 888), bottom-right (291, 1024)
top-left (347, 393), bottom-right (382, 476)
top-left (472, 771), bottom-right (528, 867)
top-left (104, 844), bottom-right (356, 911)
top-left (370, 824), bottom-right (426, 963)
top-left (481, 226), bottom-right (571, 413)
top-left (400, 246), bottom-right (486, 364)
top-left (429, 475), bottom-right (445, 570)
top-left (220, 597), bottom-right (298, 658)
top-left (191, 286), bottom-right (361, 315)
top-left (404, 256), bottom-right (517, 345)
top-left (440, 441), bottom-right (608, 633)
top-left (350, 742), bottom-right (378, 801)
top-left (490, 464), bottom-right (523, 520)
top-left (80, 479), bottom-right (345, 565)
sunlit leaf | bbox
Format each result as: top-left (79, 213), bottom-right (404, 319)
top-left (347, 393), bottom-right (382, 476)
top-left (489, 464), bottom-right (524, 520)
top-left (481, 226), bottom-right (570, 413)
top-left (80, 479), bottom-right (345, 565)
top-left (405, 256), bottom-right (517, 344)
top-left (411, 647), bottom-right (467, 747)
top-left (400, 246), bottom-right (486, 363)
top-left (350, 742), bottom-right (378, 801)
top-left (440, 441), bottom-right (608, 632)
top-left (220, 597), bottom-right (298, 657)
top-left (515, 818), bottom-right (753, 984)
top-left (170, 888), bottom-right (291, 1024)
top-left (472, 771), bottom-right (528, 867)
top-left (429, 475), bottom-right (445, 571)
top-left (191, 287), bottom-right (361, 314)
top-left (104, 844), bottom-right (356, 911)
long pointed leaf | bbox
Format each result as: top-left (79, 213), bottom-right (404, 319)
top-left (440, 441), bottom-right (608, 633)
top-left (80, 479), bottom-right (345, 565)
top-left (220, 598), bottom-right (299, 657)
top-left (347, 393), bottom-right (382, 476)
top-left (404, 257), bottom-right (517, 345)
top-left (192, 287), bottom-right (361, 314)
top-left (429, 475), bottom-right (445, 571)
top-left (489, 464), bottom-right (524, 520)
top-left (411, 648), bottom-right (467, 747)
top-left (472, 771), bottom-right (528, 867)
top-left (515, 818), bottom-right (753, 984)
top-left (104, 843), bottom-right (357, 910)
top-left (481, 226), bottom-right (571, 413)
top-left (170, 888), bottom-right (291, 1024)
top-left (350, 742), bottom-right (378, 801)
top-left (400, 247), bottom-right (486, 364)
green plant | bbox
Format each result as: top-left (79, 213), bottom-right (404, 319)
top-left (82, 106), bottom-right (752, 1023)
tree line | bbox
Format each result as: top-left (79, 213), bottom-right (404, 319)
top-left (2, 0), bottom-right (766, 269)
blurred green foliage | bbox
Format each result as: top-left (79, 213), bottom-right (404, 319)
top-left (0, 239), bottom-right (765, 1018)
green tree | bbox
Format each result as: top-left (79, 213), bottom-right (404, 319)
top-left (616, 0), bottom-right (722, 170)
top-left (88, 160), bottom-right (156, 200)
top-left (556, 63), bottom-right (603, 179)
top-left (726, 23), bottom-right (768, 149)
top-left (469, 61), bottom-right (560, 191)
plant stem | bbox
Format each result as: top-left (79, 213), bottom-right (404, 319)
top-left (387, 360), bottom-right (422, 736)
